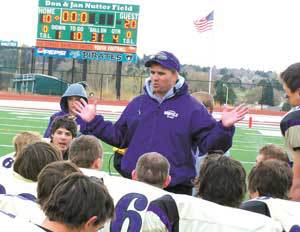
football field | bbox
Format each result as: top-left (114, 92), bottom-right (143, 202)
top-left (0, 106), bottom-right (285, 175)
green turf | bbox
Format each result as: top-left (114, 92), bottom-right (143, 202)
top-left (0, 106), bottom-right (285, 176)
top-left (230, 126), bottom-right (285, 173)
top-left (0, 107), bottom-right (119, 174)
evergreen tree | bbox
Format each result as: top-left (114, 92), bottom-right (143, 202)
top-left (258, 80), bottom-right (274, 106)
top-left (214, 80), bottom-right (237, 105)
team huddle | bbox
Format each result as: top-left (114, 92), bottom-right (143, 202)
top-left (0, 52), bottom-right (300, 231)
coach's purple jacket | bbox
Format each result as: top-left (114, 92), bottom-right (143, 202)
top-left (87, 76), bottom-right (235, 187)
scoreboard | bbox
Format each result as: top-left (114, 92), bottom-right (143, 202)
top-left (36, 0), bottom-right (140, 59)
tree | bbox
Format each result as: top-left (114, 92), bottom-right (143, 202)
top-left (226, 85), bottom-right (237, 105)
top-left (255, 70), bottom-right (269, 77)
top-left (201, 67), bottom-right (210, 72)
top-left (213, 80), bottom-right (237, 105)
top-left (270, 78), bottom-right (283, 91)
top-left (273, 89), bottom-right (283, 106)
top-left (258, 80), bottom-right (274, 106)
top-left (244, 87), bottom-right (262, 104)
top-left (221, 73), bottom-right (234, 82)
top-left (219, 68), bottom-right (229, 75)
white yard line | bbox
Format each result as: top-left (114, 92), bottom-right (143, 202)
top-left (16, 116), bottom-right (49, 120)
top-left (237, 124), bottom-right (279, 130)
top-left (243, 132), bottom-right (282, 138)
top-left (0, 144), bottom-right (13, 147)
top-left (104, 152), bottom-right (113, 155)
top-left (0, 123), bottom-right (45, 129)
top-left (258, 130), bottom-right (282, 137)
top-left (238, 126), bottom-right (280, 131)
top-left (239, 161), bottom-right (255, 164)
top-left (0, 107), bottom-right (55, 114)
top-left (0, 132), bottom-right (22, 135)
top-left (233, 140), bottom-right (261, 144)
top-left (1, 107), bottom-right (120, 120)
top-left (0, 100), bottom-right (126, 113)
top-left (231, 148), bottom-right (257, 152)
top-left (244, 132), bottom-right (260, 136)
top-left (0, 116), bottom-right (48, 121)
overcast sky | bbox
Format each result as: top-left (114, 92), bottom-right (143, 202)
top-left (1, 0), bottom-right (300, 71)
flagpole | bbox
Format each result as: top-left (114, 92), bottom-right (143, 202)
top-left (193, 10), bottom-right (215, 94)
top-left (208, 66), bottom-right (212, 94)
top-left (209, 10), bottom-right (216, 95)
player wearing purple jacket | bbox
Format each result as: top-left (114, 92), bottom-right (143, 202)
top-left (74, 51), bottom-right (248, 195)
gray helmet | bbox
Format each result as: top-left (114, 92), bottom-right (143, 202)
top-left (60, 83), bottom-right (88, 112)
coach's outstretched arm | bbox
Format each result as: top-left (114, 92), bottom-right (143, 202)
top-left (73, 98), bottom-right (127, 147)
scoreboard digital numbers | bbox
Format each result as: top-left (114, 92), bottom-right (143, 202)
top-left (36, 0), bottom-right (139, 57)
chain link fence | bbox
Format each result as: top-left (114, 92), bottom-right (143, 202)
top-left (0, 46), bottom-right (287, 110)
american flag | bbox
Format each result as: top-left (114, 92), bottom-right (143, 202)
top-left (194, 11), bottom-right (214, 33)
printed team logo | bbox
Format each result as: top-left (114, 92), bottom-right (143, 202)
top-left (70, 50), bottom-right (81, 59)
top-left (164, 110), bottom-right (179, 119)
top-left (2, 157), bottom-right (14, 169)
top-left (125, 54), bottom-right (133, 62)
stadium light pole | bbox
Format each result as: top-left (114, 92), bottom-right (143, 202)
top-left (223, 83), bottom-right (229, 105)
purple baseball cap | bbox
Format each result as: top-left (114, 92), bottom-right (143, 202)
top-left (145, 51), bottom-right (180, 72)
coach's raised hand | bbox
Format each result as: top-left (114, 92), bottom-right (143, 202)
top-left (221, 104), bottom-right (248, 128)
top-left (74, 98), bottom-right (97, 122)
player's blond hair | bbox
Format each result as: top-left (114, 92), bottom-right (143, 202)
top-left (12, 131), bottom-right (42, 158)
top-left (191, 91), bottom-right (214, 113)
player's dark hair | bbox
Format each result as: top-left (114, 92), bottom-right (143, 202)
top-left (50, 115), bottom-right (77, 141)
top-left (37, 161), bottom-right (81, 207)
top-left (196, 154), bottom-right (246, 207)
top-left (42, 173), bottom-right (114, 229)
top-left (280, 62), bottom-right (300, 92)
top-left (248, 159), bottom-right (293, 199)
top-left (13, 142), bottom-right (62, 181)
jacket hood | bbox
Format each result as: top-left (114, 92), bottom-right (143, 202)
top-left (144, 75), bottom-right (187, 102)
top-left (60, 83), bottom-right (88, 112)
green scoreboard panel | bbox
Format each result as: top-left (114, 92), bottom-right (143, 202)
top-left (37, 0), bottom-right (139, 53)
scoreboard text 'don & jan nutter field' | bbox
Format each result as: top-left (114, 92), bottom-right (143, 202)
top-left (36, 0), bottom-right (139, 54)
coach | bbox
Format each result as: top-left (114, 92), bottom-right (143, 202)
top-left (74, 51), bottom-right (247, 195)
